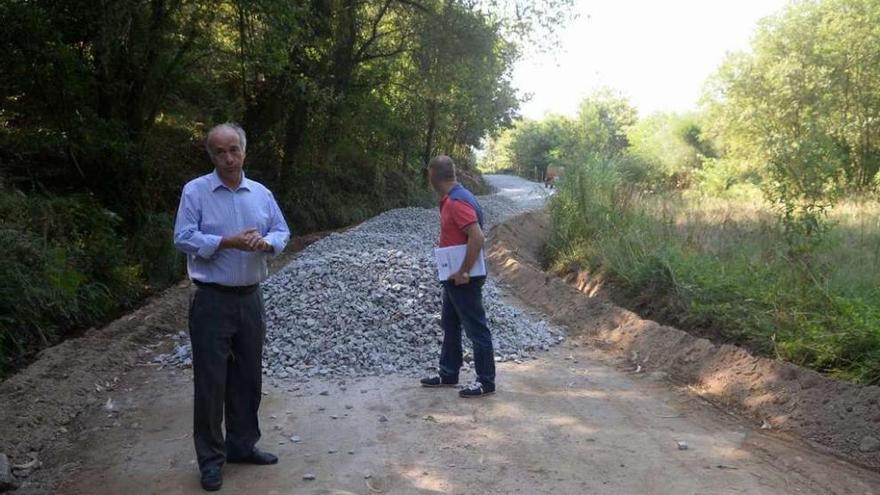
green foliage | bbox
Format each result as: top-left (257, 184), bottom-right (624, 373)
top-left (494, 0), bottom-right (880, 385)
top-left (575, 88), bottom-right (638, 160)
top-left (548, 158), bottom-right (880, 384)
top-left (482, 91), bottom-right (719, 195)
top-left (480, 88), bottom-right (638, 179)
top-left (131, 213), bottom-right (184, 287)
top-left (702, 0), bottom-right (880, 253)
top-left (625, 113), bottom-right (715, 189)
top-left (695, 157), bottom-right (761, 196)
top-left (0, 0), bottom-right (576, 374)
top-left (0, 191), bottom-right (150, 375)
top-left (481, 115), bottom-right (581, 179)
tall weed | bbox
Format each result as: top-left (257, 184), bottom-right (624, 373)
top-left (548, 158), bottom-right (880, 384)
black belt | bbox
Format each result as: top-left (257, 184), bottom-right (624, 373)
top-left (192, 280), bottom-right (259, 295)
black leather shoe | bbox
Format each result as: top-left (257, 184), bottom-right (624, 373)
top-left (200, 466), bottom-right (222, 491)
top-left (227, 448), bottom-right (278, 465)
top-left (420, 375), bottom-right (458, 387)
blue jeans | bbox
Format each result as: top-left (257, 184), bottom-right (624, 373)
top-left (438, 276), bottom-right (496, 389)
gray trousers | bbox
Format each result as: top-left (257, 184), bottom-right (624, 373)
top-left (189, 285), bottom-right (265, 471)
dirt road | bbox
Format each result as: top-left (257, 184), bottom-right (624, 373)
top-left (56, 338), bottom-right (880, 495)
top-left (6, 175), bottom-right (880, 494)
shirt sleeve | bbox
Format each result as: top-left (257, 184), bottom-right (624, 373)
top-left (262, 190), bottom-right (291, 259)
top-left (450, 200), bottom-right (479, 232)
top-left (173, 184), bottom-right (222, 259)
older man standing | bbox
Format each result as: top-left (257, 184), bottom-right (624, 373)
top-left (174, 123), bottom-right (290, 491)
top-left (420, 155), bottom-right (496, 398)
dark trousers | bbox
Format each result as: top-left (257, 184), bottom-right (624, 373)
top-left (189, 285), bottom-right (265, 472)
top-left (438, 276), bottom-right (496, 388)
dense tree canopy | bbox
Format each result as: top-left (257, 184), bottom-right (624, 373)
top-left (0, 0), bottom-right (574, 375)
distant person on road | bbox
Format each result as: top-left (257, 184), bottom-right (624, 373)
top-left (174, 123), bottom-right (290, 492)
top-left (420, 155), bottom-right (496, 398)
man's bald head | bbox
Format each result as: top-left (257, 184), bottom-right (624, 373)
top-left (427, 155), bottom-right (457, 194)
top-left (205, 123), bottom-right (247, 159)
top-left (428, 155), bottom-right (456, 181)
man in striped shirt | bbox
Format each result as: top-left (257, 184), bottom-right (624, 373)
top-left (174, 123), bottom-right (290, 491)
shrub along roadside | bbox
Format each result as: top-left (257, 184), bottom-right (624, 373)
top-left (547, 159), bottom-right (880, 385)
top-left (0, 192), bottom-right (148, 376)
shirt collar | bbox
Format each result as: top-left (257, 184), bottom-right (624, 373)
top-left (210, 169), bottom-right (251, 192)
top-left (439, 182), bottom-right (461, 205)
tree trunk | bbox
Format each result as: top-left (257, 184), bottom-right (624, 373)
top-left (423, 99), bottom-right (438, 164)
top-left (280, 100), bottom-right (311, 195)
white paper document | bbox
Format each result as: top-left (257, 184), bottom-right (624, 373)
top-left (434, 244), bottom-right (487, 281)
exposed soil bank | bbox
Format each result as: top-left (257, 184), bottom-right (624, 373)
top-left (486, 210), bottom-right (880, 470)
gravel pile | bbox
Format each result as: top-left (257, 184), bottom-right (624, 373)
top-left (155, 188), bottom-right (563, 380)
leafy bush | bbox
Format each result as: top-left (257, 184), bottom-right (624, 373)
top-left (695, 157), bottom-right (761, 196)
top-left (0, 191), bottom-right (155, 376)
top-left (625, 113), bottom-right (712, 189)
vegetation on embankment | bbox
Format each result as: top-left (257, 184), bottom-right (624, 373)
top-left (482, 0), bottom-right (880, 384)
top-left (548, 163), bottom-right (880, 384)
top-left (0, 0), bottom-right (575, 377)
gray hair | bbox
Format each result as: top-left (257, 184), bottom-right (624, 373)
top-left (428, 155), bottom-right (456, 181)
top-left (205, 123), bottom-right (247, 158)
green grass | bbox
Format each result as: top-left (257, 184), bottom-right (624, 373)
top-left (548, 160), bottom-right (880, 384)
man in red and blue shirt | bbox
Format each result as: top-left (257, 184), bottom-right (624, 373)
top-left (420, 155), bottom-right (496, 398)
